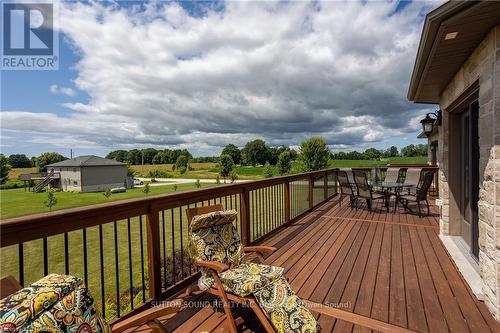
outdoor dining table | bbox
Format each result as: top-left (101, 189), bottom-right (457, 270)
top-left (368, 180), bottom-right (416, 212)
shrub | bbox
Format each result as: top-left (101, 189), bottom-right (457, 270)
top-left (147, 169), bottom-right (172, 178)
top-left (143, 182), bottom-right (150, 195)
top-left (263, 162), bottom-right (273, 178)
top-left (175, 155), bottom-right (189, 170)
top-left (195, 179), bottom-right (201, 188)
top-left (44, 190), bottom-right (57, 211)
top-left (178, 166), bottom-right (187, 175)
top-left (230, 171), bottom-right (238, 183)
top-left (103, 188), bottom-right (112, 198)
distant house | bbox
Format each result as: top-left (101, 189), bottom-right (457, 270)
top-left (408, 1), bottom-right (500, 320)
top-left (46, 155), bottom-right (128, 193)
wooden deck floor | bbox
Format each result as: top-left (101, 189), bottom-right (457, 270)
top-left (127, 197), bottom-right (499, 333)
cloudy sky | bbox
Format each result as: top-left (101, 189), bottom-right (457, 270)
top-left (1, 0), bottom-right (441, 158)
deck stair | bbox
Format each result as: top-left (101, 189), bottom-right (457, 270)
top-left (33, 171), bottom-right (59, 192)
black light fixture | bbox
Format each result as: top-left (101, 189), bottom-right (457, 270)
top-left (420, 110), bottom-right (442, 137)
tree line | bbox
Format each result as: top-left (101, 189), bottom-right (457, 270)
top-left (330, 144), bottom-right (428, 160)
top-left (0, 141), bottom-right (428, 181)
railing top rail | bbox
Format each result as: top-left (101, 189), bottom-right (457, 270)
top-left (0, 168), bottom-right (339, 246)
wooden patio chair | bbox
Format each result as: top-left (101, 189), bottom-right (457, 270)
top-left (395, 170), bottom-right (435, 217)
top-left (186, 204), bottom-right (318, 333)
top-left (337, 170), bottom-right (357, 208)
top-left (353, 170), bottom-right (388, 212)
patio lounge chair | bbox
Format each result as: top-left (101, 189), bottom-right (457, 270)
top-left (0, 274), bottom-right (110, 333)
top-left (0, 274), bottom-right (186, 333)
top-left (337, 170), bottom-right (357, 207)
top-left (396, 170), bottom-right (435, 217)
top-left (186, 204), bottom-right (319, 333)
top-left (353, 170), bottom-right (388, 212)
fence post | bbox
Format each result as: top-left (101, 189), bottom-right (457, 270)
top-left (308, 174), bottom-right (314, 210)
top-left (146, 204), bottom-right (162, 299)
top-left (240, 188), bottom-right (251, 245)
top-left (324, 171), bottom-right (328, 201)
top-left (284, 179), bottom-right (290, 223)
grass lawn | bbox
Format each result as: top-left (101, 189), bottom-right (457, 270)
top-left (0, 183), bottom-right (214, 219)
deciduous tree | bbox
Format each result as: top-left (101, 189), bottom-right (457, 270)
top-left (221, 144), bottom-right (241, 165)
top-left (219, 154), bottom-right (235, 183)
top-left (299, 137), bottom-right (330, 171)
top-left (36, 152), bottom-right (67, 172)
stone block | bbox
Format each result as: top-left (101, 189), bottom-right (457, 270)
top-left (479, 202), bottom-right (495, 227)
top-left (480, 220), bottom-right (487, 249)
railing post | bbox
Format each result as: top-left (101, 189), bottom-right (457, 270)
top-left (334, 170), bottom-right (338, 195)
top-left (284, 179), bottom-right (290, 223)
top-left (146, 204), bottom-right (162, 299)
top-left (240, 188), bottom-right (251, 245)
top-left (324, 171), bottom-right (328, 201)
top-left (308, 174), bottom-right (313, 210)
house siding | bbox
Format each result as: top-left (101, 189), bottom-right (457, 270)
top-left (438, 26), bottom-right (500, 319)
top-left (49, 167), bottom-right (82, 192)
top-left (80, 165), bottom-right (127, 192)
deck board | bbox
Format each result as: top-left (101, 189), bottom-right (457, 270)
top-left (124, 197), bottom-right (498, 333)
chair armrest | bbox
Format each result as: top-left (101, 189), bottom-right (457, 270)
top-left (194, 259), bottom-right (229, 272)
top-left (243, 246), bottom-right (277, 255)
top-left (111, 299), bottom-right (183, 333)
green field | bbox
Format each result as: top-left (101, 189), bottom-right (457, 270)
top-left (0, 183), bottom-right (214, 219)
top-left (329, 156), bottom-right (427, 168)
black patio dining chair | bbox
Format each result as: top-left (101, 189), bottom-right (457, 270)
top-left (402, 167), bottom-right (422, 195)
top-left (337, 170), bottom-right (357, 208)
top-left (395, 170), bottom-right (435, 217)
top-left (353, 170), bottom-right (388, 212)
top-left (384, 167), bottom-right (402, 183)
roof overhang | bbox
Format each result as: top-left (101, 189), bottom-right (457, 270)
top-left (408, 1), bottom-right (500, 104)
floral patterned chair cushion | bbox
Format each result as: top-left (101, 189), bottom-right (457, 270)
top-left (0, 274), bottom-right (109, 333)
top-left (218, 263), bottom-right (284, 297)
top-left (254, 277), bottom-right (320, 333)
top-left (188, 210), bottom-right (245, 290)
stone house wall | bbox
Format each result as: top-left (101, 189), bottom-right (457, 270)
top-left (437, 26), bottom-right (499, 319)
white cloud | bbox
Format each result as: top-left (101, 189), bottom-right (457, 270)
top-left (49, 84), bottom-right (76, 96)
top-left (2, 0), bottom-right (439, 154)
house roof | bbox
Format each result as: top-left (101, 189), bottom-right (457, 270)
top-left (46, 155), bottom-right (126, 168)
top-left (408, 1), bottom-right (500, 103)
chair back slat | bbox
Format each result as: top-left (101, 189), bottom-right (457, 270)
top-left (353, 170), bottom-right (371, 198)
top-left (384, 168), bottom-right (401, 183)
top-left (417, 171), bottom-right (435, 200)
top-left (404, 168), bottom-right (422, 186)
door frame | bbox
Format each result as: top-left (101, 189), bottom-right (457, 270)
top-left (446, 82), bottom-right (479, 260)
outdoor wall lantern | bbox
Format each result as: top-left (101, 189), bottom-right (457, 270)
top-left (420, 110), bottom-right (442, 137)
